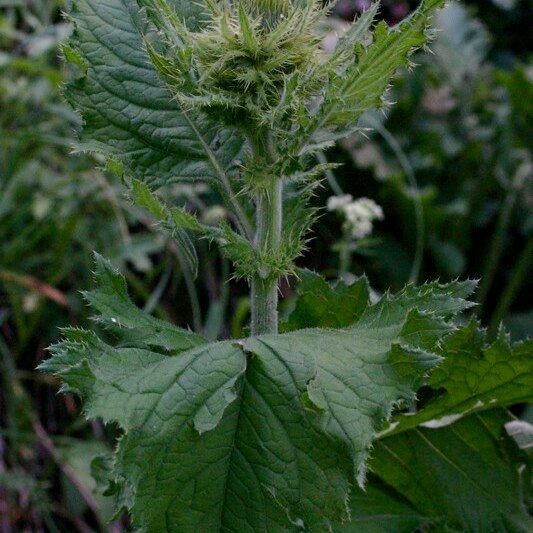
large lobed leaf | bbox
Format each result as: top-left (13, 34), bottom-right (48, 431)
top-left (40, 257), bottom-right (474, 531)
top-left (355, 325), bottom-right (533, 531)
top-left (64, 0), bottom-right (244, 188)
top-left (282, 273), bottom-right (532, 532)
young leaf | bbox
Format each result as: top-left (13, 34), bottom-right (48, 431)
top-left (131, 179), bottom-right (169, 222)
top-left (294, 0), bottom-right (445, 154)
top-left (332, 1), bottom-right (381, 63)
top-left (129, 181), bottom-right (259, 280)
top-left (40, 259), bottom-right (472, 531)
top-left (130, 179), bottom-right (199, 274)
top-left (327, 0), bottom-right (444, 124)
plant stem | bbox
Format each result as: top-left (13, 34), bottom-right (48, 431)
top-left (251, 179), bottom-right (283, 336)
top-left (488, 236), bottom-right (533, 338)
top-left (364, 114), bottom-right (424, 284)
top-left (339, 236), bottom-right (352, 279)
top-left (476, 168), bottom-right (526, 312)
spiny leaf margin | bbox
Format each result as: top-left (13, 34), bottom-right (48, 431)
top-left (41, 260), bottom-right (475, 532)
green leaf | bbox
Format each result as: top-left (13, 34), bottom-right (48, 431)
top-left (170, 207), bottom-right (205, 233)
top-left (131, 179), bottom-right (168, 222)
top-left (83, 254), bottom-right (205, 352)
top-left (129, 174), bottom-right (256, 279)
top-left (283, 272), bottom-right (475, 334)
top-left (335, 482), bottom-right (432, 532)
top-left (40, 262), bottom-right (472, 531)
top-left (328, 0), bottom-right (442, 123)
top-left (384, 319), bottom-right (533, 435)
top-left (296, 0), bottom-right (445, 152)
top-left (281, 270), bottom-right (370, 332)
top-left (332, 1), bottom-right (381, 62)
top-left (288, 275), bottom-right (531, 532)
top-left (130, 179), bottom-right (199, 274)
top-left (65, 0), bottom-right (244, 188)
top-left (353, 410), bottom-right (533, 532)
top-left (128, 188), bottom-right (257, 280)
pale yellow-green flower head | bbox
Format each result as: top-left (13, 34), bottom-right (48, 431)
top-left (142, 0), bottom-right (331, 125)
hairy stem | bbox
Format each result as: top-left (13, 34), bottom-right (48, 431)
top-left (251, 179), bottom-right (283, 335)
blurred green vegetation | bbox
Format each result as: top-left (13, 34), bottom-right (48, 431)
top-left (0, 0), bottom-right (531, 530)
top-left (318, 1), bottom-right (532, 339)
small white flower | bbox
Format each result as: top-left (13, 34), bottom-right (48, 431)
top-left (342, 197), bottom-right (384, 240)
top-left (351, 219), bottom-right (373, 239)
top-left (345, 198), bottom-right (383, 220)
top-left (327, 194), bottom-right (353, 212)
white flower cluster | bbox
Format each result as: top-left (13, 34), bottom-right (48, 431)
top-left (327, 195), bottom-right (384, 239)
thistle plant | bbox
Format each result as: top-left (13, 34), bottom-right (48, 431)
top-left (40, 0), bottom-right (533, 531)
top-left (138, 0), bottom-right (444, 335)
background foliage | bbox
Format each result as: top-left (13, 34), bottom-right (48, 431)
top-left (0, 0), bottom-right (531, 530)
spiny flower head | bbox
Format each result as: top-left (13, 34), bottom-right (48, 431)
top-left (195, 0), bottom-right (324, 89)
top-left (142, 0), bottom-right (332, 125)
